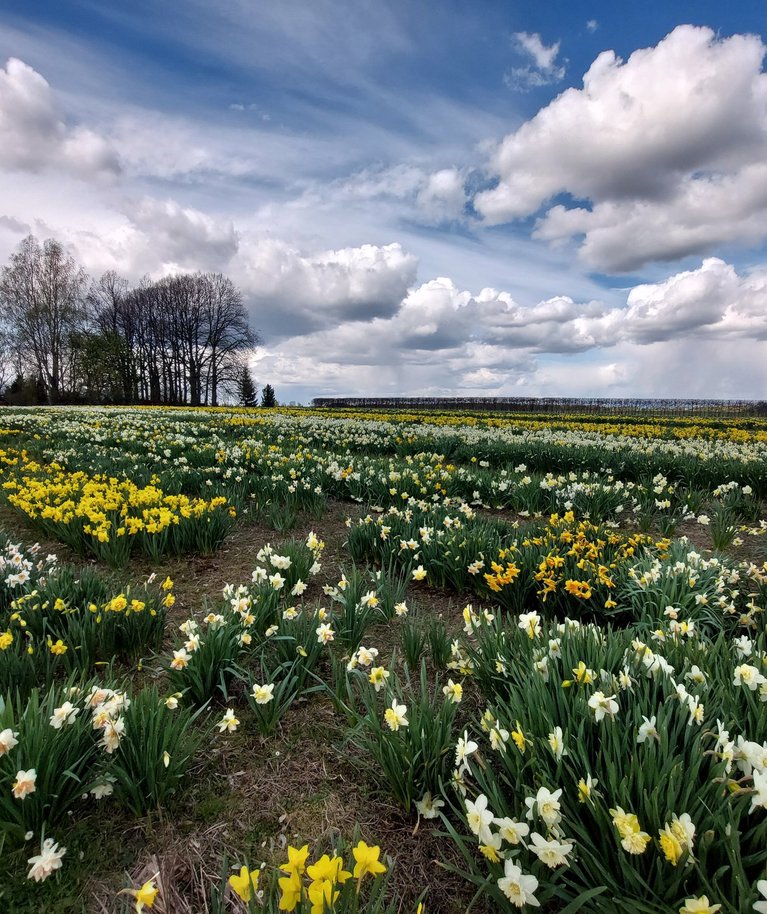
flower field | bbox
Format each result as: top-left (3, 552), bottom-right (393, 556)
top-left (1, 405), bottom-right (767, 913)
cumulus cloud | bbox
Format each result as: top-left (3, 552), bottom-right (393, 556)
top-left (415, 168), bottom-right (467, 223)
top-left (535, 162), bottom-right (767, 272)
top-left (56, 196), bottom-right (240, 278)
top-left (619, 258), bottom-right (767, 342)
top-left (238, 238), bottom-right (418, 339)
top-left (45, 201), bottom-right (417, 341)
top-left (506, 32), bottom-right (565, 90)
top-left (325, 277), bottom-right (611, 356)
top-left (120, 197), bottom-right (239, 272)
top-left (0, 57), bottom-right (119, 180)
top-left (462, 257), bottom-right (767, 351)
top-left (252, 256), bottom-right (767, 399)
top-left (477, 26), bottom-right (767, 270)
top-left (253, 318), bottom-right (535, 398)
top-left (252, 279), bottom-right (566, 386)
top-left (0, 214), bottom-right (30, 235)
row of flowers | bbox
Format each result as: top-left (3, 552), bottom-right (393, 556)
top-left (346, 503), bottom-right (767, 633)
top-left (4, 408), bottom-right (767, 509)
top-left (4, 527), bottom-right (767, 912)
top-left (0, 449), bottom-right (236, 565)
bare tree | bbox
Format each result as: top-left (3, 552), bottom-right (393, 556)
top-left (201, 273), bottom-right (258, 406)
top-left (0, 322), bottom-right (14, 394)
top-left (0, 235), bottom-right (88, 403)
top-left (88, 271), bottom-right (130, 335)
top-left (1, 237), bottom-right (259, 406)
top-left (87, 271), bottom-right (138, 403)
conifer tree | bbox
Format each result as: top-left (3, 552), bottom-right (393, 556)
top-left (238, 365), bottom-right (258, 407)
top-left (260, 383), bottom-right (277, 408)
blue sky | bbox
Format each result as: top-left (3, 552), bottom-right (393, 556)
top-left (1, 1), bottom-right (767, 401)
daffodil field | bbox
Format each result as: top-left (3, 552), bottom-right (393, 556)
top-left (1, 405), bottom-right (767, 914)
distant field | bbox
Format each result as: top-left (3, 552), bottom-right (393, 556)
top-left (1, 405), bottom-right (766, 914)
top-left (312, 395), bottom-right (767, 418)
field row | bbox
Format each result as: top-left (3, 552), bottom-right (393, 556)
top-left (1, 406), bottom-right (766, 914)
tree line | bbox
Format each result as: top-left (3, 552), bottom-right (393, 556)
top-left (0, 234), bottom-right (270, 407)
top-left (312, 396), bottom-right (767, 417)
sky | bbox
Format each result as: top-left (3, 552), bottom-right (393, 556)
top-left (1, 1), bottom-right (767, 403)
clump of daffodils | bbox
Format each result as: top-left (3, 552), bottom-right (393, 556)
top-left (275, 839), bottom-right (387, 912)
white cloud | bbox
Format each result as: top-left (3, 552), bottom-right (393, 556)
top-left (506, 32), bottom-right (565, 90)
top-left (514, 32), bottom-right (562, 72)
top-left (415, 168), bottom-right (467, 223)
top-left (68, 211), bottom-right (767, 357)
top-left (534, 162), bottom-right (767, 272)
top-left (477, 25), bottom-right (767, 270)
top-left (620, 258), bottom-right (767, 341)
top-left (325, 164), bottom-right (426, 203)
top-left (0, 57), bottom-right (119, 180)
top-left (253, 317), bottom-right (535, 399)
top-left (532, 337), bottom-right (767, 399)
top-left (341, 277), bottom-right (610, 355)
top-left (120, 197), bottom-right (239, 272)
top-left (238, 238), bottom-right (418, 339)
top-left (3, 21), bottom-right (766, 404)
top-left (0, 215), bottom-right (30, 236)
top-left (263, 332), bottom-right (767, 402)
top-left (450, 257), bottom-right (767, 351)
top-left (36, 199), bottom-right (419, 341)
top-left (308, 163), bottom-right (468, 225)
top-left (586, 20), bottom-right (598, 33)
top-left (251, 255), bottom-right (767, 399)
top-left (461, 367), bottom-right (511, 387)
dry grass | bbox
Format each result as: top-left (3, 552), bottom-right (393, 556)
top-left (82, 681), bottom-right (481, 913)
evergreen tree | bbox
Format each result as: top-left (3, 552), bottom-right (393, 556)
top-left (238, 365), bottom-right (258, 407)
top-left (260, 383), bottom-right (277, 408)
top-left (6, 373), bottom-right (42, 406)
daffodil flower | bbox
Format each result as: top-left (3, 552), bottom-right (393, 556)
top-left (352, 840), bottom-right (387, 880)
top-left (228, 865), bottom-right (259, 902)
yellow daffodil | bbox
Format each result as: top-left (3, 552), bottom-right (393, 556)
top-left (307, 878), bottom-right (339, 914)
top-left (280, 844), bottom-right (310, 877)
top-left (120, 878), bottom-right (159, 912)
top-left (306, 854), bottom-right (351, 885)
top-left (510, 722), bottom-right (527, 754)
top-left (384, 699), bottom-right (408, 731)
top-left (659, 828), bottom-right (684, 866)
top-left (442, 679), bottom-right (463, 703)
top-left (228, 865), bottom-right (259, 902)
top-left (278, 872), bottom-right (303, 912)
top-left (352, 841), bottom-right (387, 880)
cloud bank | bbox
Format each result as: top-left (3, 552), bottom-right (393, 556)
top-left (2, 13), bottom-right (767, 401)
top-left (477, 25), bottom-right (767, 271)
